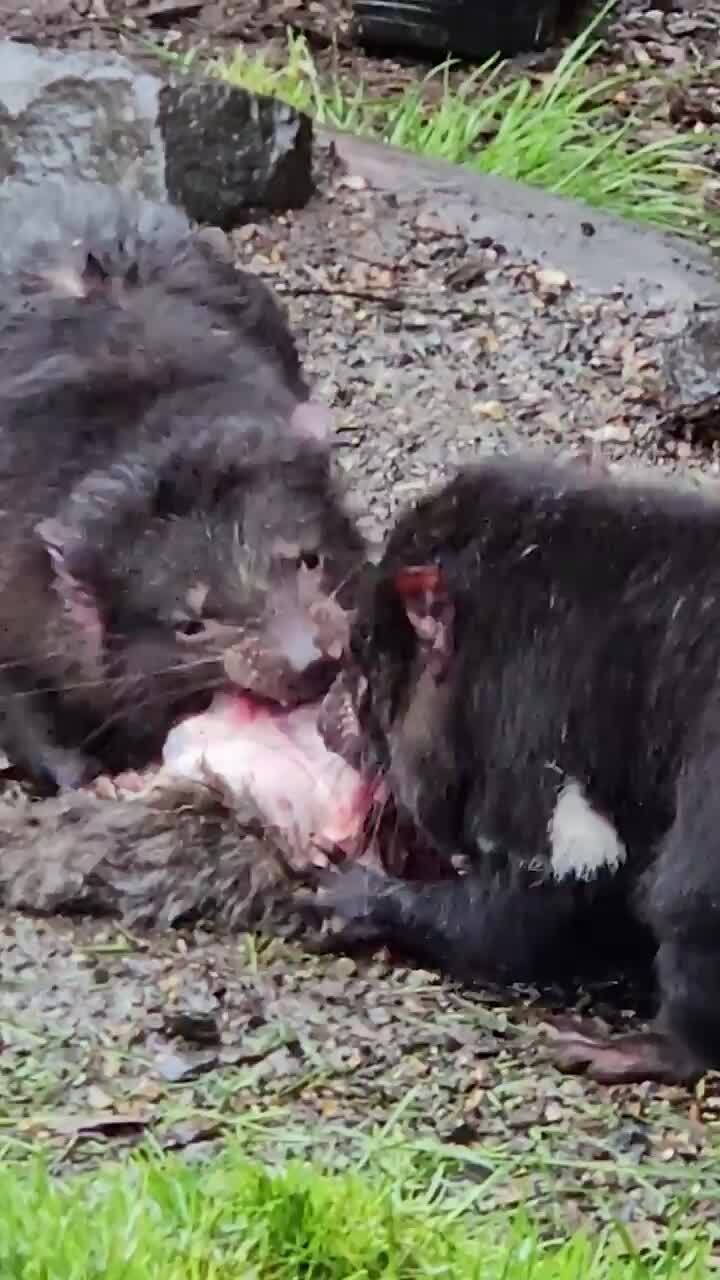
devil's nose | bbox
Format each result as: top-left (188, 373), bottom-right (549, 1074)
top-left (262, 603), bottom-right (348, 674)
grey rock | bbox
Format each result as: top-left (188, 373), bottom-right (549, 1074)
top-left (661, 311), bottom-right (720, 409)
top-left (159, 78), bottom-right (313, 229)
top-left (0, 40), bottom-right (164, 195)
top-left (0, 40), bottom-right (313, 226)
top-left (657, 310), bottom-right (720, 443)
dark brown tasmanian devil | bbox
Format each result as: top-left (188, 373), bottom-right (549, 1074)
top-left (306, 451), bottom-right (720, 1088)
top-left (0, 178), bottom-right (364, 793)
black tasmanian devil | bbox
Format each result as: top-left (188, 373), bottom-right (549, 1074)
top-left (310, 451), bottom-right (720, 1085)
top-left (0, 179), bottom-right (364, 793)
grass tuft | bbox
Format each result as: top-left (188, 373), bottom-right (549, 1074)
top-left (1, 1131), bottom-right (719, 1280)
top-left (173, 6), bottom-right (719, 246)
top-left (0, 1141), bottom-right (715, 1279)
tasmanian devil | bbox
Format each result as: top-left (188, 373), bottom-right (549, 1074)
top-left (309, 451), bottom-right (720, 1086)
top-left (0, 177), bottom-right (332, 441)
top-left (0, 179), bottom-right (363, 792)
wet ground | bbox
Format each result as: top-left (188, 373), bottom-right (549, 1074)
top-left (2, 0), bottom-right (720, 1240)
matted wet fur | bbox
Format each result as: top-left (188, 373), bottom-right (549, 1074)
top-left (0, 782), bottom-right (296, 933)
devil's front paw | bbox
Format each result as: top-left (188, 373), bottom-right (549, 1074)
top-left (294, 863), bottom-right (391, 954)
top-left (546, 1018), bottom-right (704, 1086)
top-left (37, 745), bottom-right (103, 794)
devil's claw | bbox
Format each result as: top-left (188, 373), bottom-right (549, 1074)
top-left (547, 1020), bottom-right (703, 1086)
top-left (298, 863), bottom-right (387, 919)
top-left (293, 863), bottom-right (391, 953)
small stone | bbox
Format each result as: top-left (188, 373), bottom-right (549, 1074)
top-left (367, 1006), bottom-right (391, 1026)
top-left (535, 268), bottom-right (571, 292)
top-left (87, 1084), bottom-right (113, 1110)
top-left (473, 400), bottom-right (506, 421)
top-left (155, 1050), bottom-right (218, 1083)
top-left (590, 424), bottom-right (632, 444)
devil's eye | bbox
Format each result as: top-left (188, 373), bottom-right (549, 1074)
top-left (175, 619), bottom-right (206, 638)
top-left (298, 551), bottom-right (320, 571)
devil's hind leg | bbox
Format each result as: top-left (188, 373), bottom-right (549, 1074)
top-left (554, 730), bottom-right (720, 1086)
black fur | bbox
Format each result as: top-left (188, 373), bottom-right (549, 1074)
top-left (0, 180), bottom-right (363, 790)
top-left (0, 178), bottom-right (308, 402)
top-left (313, 453), bottom-right (720, 1082)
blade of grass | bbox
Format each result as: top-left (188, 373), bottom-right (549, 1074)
top-left (158, 7), bottom-right (715, 250)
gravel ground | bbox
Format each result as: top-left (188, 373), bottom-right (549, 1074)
top-left (261, 154), bottom-right (720, 544)
top-left (2, 0), bottom-right (720, 1240)
top-left (7, 910), bottom-right (720, 1243)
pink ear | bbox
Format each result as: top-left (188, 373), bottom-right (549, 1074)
top-left (392, 564), bottom-right (454, 679)
top-left (289, 398), bottom-right (334, 443)
top-left (36, 517), bottom-right (104, 655)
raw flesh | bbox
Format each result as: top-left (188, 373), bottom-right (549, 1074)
top-left (160, 692), bottom-right (377, 871)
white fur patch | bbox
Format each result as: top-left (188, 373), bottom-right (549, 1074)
top-left (548, 779), bottom-right (626, 881)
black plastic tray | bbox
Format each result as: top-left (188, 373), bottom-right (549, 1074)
top-left (351, 0), bottom-right (565, 59)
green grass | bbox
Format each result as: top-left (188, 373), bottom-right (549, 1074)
top-left (0, 1138), bottom-right (714, 1280)
top-left (159, 4), bottom-right (719, 247)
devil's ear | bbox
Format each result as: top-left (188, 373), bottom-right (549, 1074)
top-left (391, 564), bottom-right (454, 680)
top-left (35, 449), bottom-right (168, 643)
top-left (35, 516), bottom-right (105, 652)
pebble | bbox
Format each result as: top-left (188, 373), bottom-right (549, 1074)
top-left (590, 424), bottom-right (633, 444)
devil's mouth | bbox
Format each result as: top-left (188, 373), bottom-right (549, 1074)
top-left (160, 686), bottom-right (375, 873)
top-left (154, 660), bottom-right (454, 885)
top-left (65, 636), bottom-right (447, 885)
